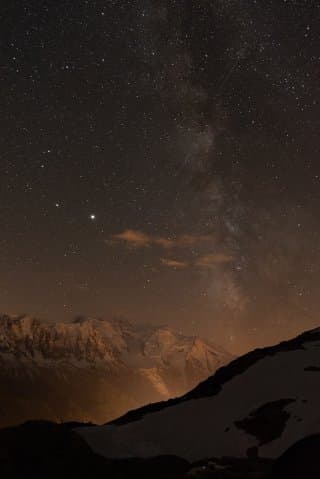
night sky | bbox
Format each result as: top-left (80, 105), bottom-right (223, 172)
top-left (1, 1), bottom-right (320, 354)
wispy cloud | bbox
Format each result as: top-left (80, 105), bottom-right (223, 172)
top-left (161, 254), bottom-right (233, 270)
top-left (109, 229), bottom-right (214, 250)
top-left (195, 253), bottom-right (233, 267)
top-left (112, 230), bottom-right (151, 248)
top-left (160, 258), bottom-right (188, 269)
top-left (109, 229), bottom-right (233, 270)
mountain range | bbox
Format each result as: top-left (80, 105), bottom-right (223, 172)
top-left (0, 313), bottom-right (232, 428)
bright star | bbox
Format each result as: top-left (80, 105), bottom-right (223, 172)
top-left (90, 214), bottom-right (96, 220)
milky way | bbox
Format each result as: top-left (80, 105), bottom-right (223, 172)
top-left (1, 1), bottom-right (320, 353)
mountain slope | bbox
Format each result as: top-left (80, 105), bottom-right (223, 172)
top-left (77, 327), bottom-right (320, 461)
top-left (0, 314), bottom-right (232, 427)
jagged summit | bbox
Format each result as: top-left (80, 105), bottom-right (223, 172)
top-left (0, 313), bottom-right (232, 428)
top-left (0, 313), bottom-right (231, 371)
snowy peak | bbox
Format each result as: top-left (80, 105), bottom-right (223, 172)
top-left (0, 314), bottom-right (119, 368)
top-left (0, 313), bottom-right (233, 427)
top-left (0, 313), bottom-right (233, 374)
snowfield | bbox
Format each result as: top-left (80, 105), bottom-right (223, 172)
top-left (78, 328), bottom-right (320, 461)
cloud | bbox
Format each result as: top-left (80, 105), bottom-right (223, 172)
top-left (160, 258), bottom-right (188, 269)
top-left (160, 254), bottom-right (232, 270)
top-left (112, 230), bottom-right (151, 248)
top-left (110, 230), bottom-right (214, 250)
top-left (109, 230), bottom-right (233, 270)
top-left (154, 237), bottom-right (174, 249)
top-left (195, 253), bottom-right (233, 267)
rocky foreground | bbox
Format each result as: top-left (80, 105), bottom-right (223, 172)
top-left (0, 421), bottom-right (319, 478)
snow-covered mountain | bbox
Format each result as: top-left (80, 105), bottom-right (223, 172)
top-left (0, 314), bottom-right (232, 427)
top-left (78, 326), bottom-right (320, 462)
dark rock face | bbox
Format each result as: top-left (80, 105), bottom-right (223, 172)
top-left (235, 398), bottom-right (295, 445)
top-left (271, 434), bottom-right (320, 479)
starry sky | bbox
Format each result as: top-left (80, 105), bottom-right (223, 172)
top-left (1, 1), bottom-right (320, 354)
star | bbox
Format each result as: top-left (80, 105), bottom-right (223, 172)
top-left (90, 214), bottom-right (96, 220)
